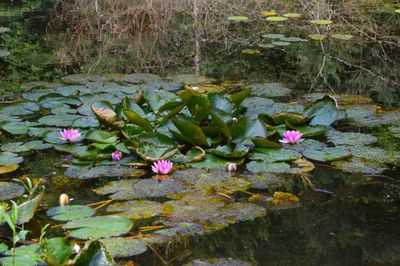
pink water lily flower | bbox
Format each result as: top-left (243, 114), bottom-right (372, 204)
top-left (112, 151), bottom-right (122, 161)
top-left (279, 130), bottom-right (304, 144)
top-left (151, 160), bottom-right (173, 175)
top-left (60, 129), bottom-right (81, 142)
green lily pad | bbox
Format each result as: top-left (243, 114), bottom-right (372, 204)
top-left (100, 238), bottom-right (147, 258)
top-left (72, 116), bottom-right (100, 128)
top-left (41, 238), bottom-right (74, 266)
top-left (94, 178), bottom-right (185, 200)
top-left (209, 144), bottom-right (249, 159)
top-left (331, 34), bottom-right (353, 40)
top-left (279, 37), bottom-right (305, 42)
top-left (309, 34), bottom-right (327, 41)
top-left (16, 192), bottom-right (44, 224)
top-left (250, 83), bottom-right (291, 97)
top-left (272, 41), bottom-right (291, 46)
top-left (43, 130), bottom-right (71, 144)
top-left (86, 130), bottom-right (118, 144)
top-left (250, 148), bottom-right (302, 162)
top-left (283, 13), bottom-right (301, 18)
top-left (73, 240), bottom-right (115, 265)
top-left (189, 154), bottom-right (244, 169)
top-left (332, 157), bottom-right (388, 175)
top-left (1, 141), bottom-right (52, 153)
top-left (230, 116), bottom-right (267, 145)
top-left (63, 216), bottom-right (133, 239)
top-left (0, 152), bottom-right (23, 166)
top-left (304, 95), bottom-right (339, 126)
top-left (38, 114), bottom-right (81, 127)
top-left (242, 172), bottom-right (285, 190)
top-left (47, 205), bottom-right (96, 221)
top-left (2, 121), bottom-right (39, 135)
top-left (172, 118), bottom-right (209, 147)
top-left (266, 16), bottom-right (288, 22)
top-left (246, 161), bottom-right (291, 173)
top-left (106, 200), bottom-right (164, 219)
top-left (1, 244), bottom-right (43, 266)
top-left (0, 182), bottom-right (25, 200)
top-left (227, 16), bottom-right (249, 22)
top-left (326, 130), bottom-right (377, 146)
top-left (262, 34), bottom-right (285, 39)
top-left (62, 74), bottom-right (110, 84)
top-left (0, 102), bottom-right (40, 116)
top-left (310, 19), bottom-right (333, 25)
top-left (65, 165), bottom-right (145, 179)
top-left (123, 73), bottom-right (161, 84)
top-left (174, 74), bottom-right (214, 85)
top-left (293, 125), bottom-right (328, 138)
top-left (303, 147), bottom-right (352, 162)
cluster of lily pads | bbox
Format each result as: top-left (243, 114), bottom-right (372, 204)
top-left (1, 73), bottom-right (400, 265)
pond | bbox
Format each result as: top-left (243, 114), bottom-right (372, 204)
top-left (0, 1), bottom-right (400, 266)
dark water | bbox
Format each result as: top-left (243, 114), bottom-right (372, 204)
top-left (1, 1), bottom-right (400, 266)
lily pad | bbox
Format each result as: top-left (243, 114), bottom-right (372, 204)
top-left (310, 19), bottom-right (333, 25)
top-left (189, 154), bottom-right (244, 169)
top-left (309, 34), bottom-right (327, 41)
top-left (246, 161), bottom-right (291, 173)
top-left (0, 102), bottom-right (40, 116)
top-left (0, 182), bottom-right (25, 200)
top-left (62, 74), bottom-right (110, 84)
top-left (250, 148), bottom-right (302, 163)
top-left (303, 147), bottom-right (352, 162)
top-left (99, 238), bottom-right (147, 258)
top-left (272, 41), bottom-right (291, 46)
top-left (262, 34), bottom-right (285, 39)
top-left (107, 200), bottom-right (164, 219)
top-left (0, 244), bottom-right (43, 266)
top-left (332, 158), bottom-right (388, 175)
top-left (326, 130), bottom-right (377, 146)
top-left (123, 73), bottom-right (161, 84)
top-left (283, 13), bottom-right (301, 18)
top-left (0, 152), bottom-right (23, 166)
top-left (47, 205), bottom-right (96, 221)
top-left (250, 83), bottom-right (291, 97)
top-left (94, 178), bottom-right (185, 200)
top-left (241, 49), bottom-right (261, 55)
top-left (227, 16), bottom-right (249, 22)
top-left (64, 165), bottom-right (145, 180)
top-left (0, 164), bottom-right (19, 175)
top-left (63, 216), bottom-right (133, 239)
top-left (266, 16), bottom-right (288, 22)
top-left (184, 258), bottom-right (251, 266)
top-left (304, 95), bottom-right (339, 126)
top-left (1, 121), bottom-right (39, 135)
top-left (38, 114), bottom-right (81, 127)
top-left (331, 34), bottom-right (353, 40)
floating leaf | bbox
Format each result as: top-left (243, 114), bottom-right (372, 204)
top-left (250, 148), bottom-right (302, 163)
top-left (246, 161), bottom-right (291, 173)
top-left (41, 238), bottom-right (74, 266)
top-left (262, 34), bottom-right (285, 39)
top-left (172, 118), bottom-right (209, 147)
top-left (2, 121), bottom-right (39, 135)
top-left (304, 95), bottom-right (339, 126)
top-left (73, 241), bottom-right (115, 265)
top-left (86, 130), bottom-right (118, 144)
top-left (250, 83), bottom-right (292, 97)
top-left (266, 16), bottom-right (288, 22)
top-left (279, 37), bottom-right (305, 42)
top-left (100, 238), bottom-right (147, 258)
top-left (283, 13), bottom-right (301, 18)
top-left (0, 182), bottom-right (25, 200)
top-left (47, 205), bottom-right (96, 221)
top-left (65, 165), bottom-right (145, 180)
top-left (309, 34), bottom-right (327, 41)
top-left (227, 16), bottom-right (249, 22)
top-left (63, 216), bottom-right (133, 239)
top-left (310, 19), bottom-right (333, 25)
top-left (261, 11), bottom-right (277, 16)
top-left (94, 178), bottom-right (185, 200)
top-left (331, 34), bottom-right (353, 40)
top-left (303, 147), bottom-right (352, 162)
top-left (0, 164), bottom-right (19, 175)
top-left (107, 200), bottom-right (163, 219)
top-left (241, 49), bottom-right (261, 55)
top-left (1, 244), bottom-right (43, 266)
top-left (326, 130), bottom-right (377, 146)
top-left (184, 258), bottom-right (251, 266)
top-left (0, 152), bottom-right (23, 166)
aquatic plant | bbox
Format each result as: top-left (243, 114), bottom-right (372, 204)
top-left (59, 129), bottom-right (81, 142)
top-left (227, 162), bottom-right (237, 172)
top-left (151, 160), bottom-right (173, 175)
top-left (111, 151), bottom-right (122, 161)
top-left (279, 130), bottom-right (304, 144)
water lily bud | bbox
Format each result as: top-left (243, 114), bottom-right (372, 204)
top-left (227, 163), bottom-right (237, 172)
top-left (59, 193), bottom-right (69, 206)
top-left (232, 117), bottom-right (238, 123)
top-left (73, 244), bottom-right (81, 254)
top-left (135, 91), bottom-right (144, 105)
